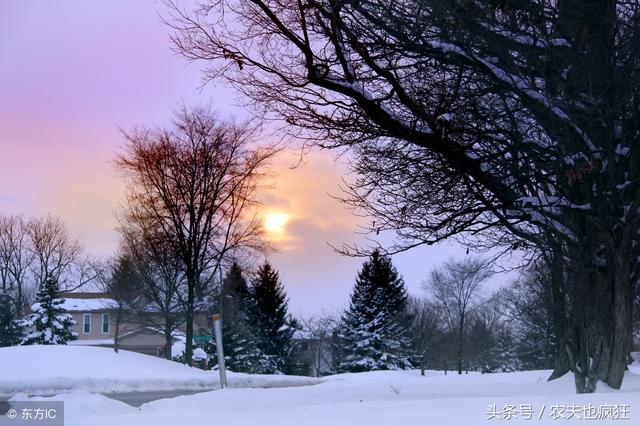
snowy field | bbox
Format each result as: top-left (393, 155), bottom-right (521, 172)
top-left (0, 346), bottom-right (318, 397)
top-left (3, 346), bottom-right (639, 425)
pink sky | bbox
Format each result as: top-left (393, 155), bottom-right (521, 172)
top-left (0, 1), bottom-right (507, 314)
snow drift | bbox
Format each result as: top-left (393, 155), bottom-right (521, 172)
top-left (0, 345), bottom-right (319, 397)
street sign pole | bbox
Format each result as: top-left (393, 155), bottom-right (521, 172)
top-left (212, 314), bottom-right (228, 388)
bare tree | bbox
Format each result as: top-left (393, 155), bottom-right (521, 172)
top-left (405, 296), bottom-right (442, 376)
top-left (503, 261), bottom-right (558, 373)
top-left (426, 257), bottom-right (493, 374)
top-left (96, 253), bottom-right (143, 353)
top-left (26, 215), bottom-right (94, 292)
top-left (0, 215), bottom-right (34, 314)
top-left (119, 223), bottom-right (186, 360)
top-left (299, 313), bottom-right (339, 377)
top-left (116, 106), bottom-right (277, 365)
top-left (1, 214), bottom-right (93, 314)
top-left (465, 293), bottom-right (519, 373)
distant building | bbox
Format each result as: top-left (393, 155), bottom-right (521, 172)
top-left (40, 292), bottom-right (338, 375)
top-left (47, 292), bottom-right (209, 359)
top-left (292, 329), bottom-right (337, 377)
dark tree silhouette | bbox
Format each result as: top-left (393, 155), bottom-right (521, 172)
top-left (250, 261), bottom-right (294, 373)
top-left (167, 1), bottom-right (640, 392)
top-left (427, 258), bottom-right (493, 375)
top-left (117, 106), bottom-right (276, 365)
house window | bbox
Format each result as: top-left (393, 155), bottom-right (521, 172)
top-left (102, 313), bottom-right (110, 334)
top-left (83, 313), bottom-right (91, 334)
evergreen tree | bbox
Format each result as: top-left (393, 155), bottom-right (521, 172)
top-left (207, 262), bottom-right (273, 373)
top-left (0, 294), bottom-right (24, 347)
top-left (339, 250), bottom-right (413, 372)
top-left (22, 277), bottom-right (77, 345)
top-left (250, 261), bottom-right (294, 373)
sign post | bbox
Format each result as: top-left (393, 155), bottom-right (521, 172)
top-left (212, 314), bottom-right (228, 388)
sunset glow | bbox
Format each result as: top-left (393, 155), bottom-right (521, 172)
top-left (0, 1), bottom-right (460, 315)
top-left (264, 212), bottom-right (289, 234)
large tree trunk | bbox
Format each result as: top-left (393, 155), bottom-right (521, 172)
top-left (553, 0), bottom-right (629, 394)
top-left (564, 231), bottom-right (634, 393)
top-left (604, 243), bottom-right (634, 389)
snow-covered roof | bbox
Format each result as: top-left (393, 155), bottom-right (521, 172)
top-left (32, 298), bottom-right (118, 313)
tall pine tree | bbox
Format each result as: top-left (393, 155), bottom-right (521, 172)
top-left (0, 294), bottom-right (24, 347)
top-left (22, 277), bottom-right (77, 345)
top-left (339, 250), bottom-right (413, 372)
top-left (250, 261), bottom-right (295, 373)
top-left (208, 262), bottom-right (272, 373)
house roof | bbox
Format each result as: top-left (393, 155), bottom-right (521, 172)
top-left (41, 292), bottom-right (119, 312)
top-left (30, 297), bottom-right (118, 313)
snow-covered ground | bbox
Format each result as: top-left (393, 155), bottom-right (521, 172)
top-left (9, 364), bottom-right (640, 425)
top-left (0, 345), bottom-right (318, 397)
top-left (3, 346), bottom-right (639, 425)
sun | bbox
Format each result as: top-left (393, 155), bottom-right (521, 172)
top-left (264, 212), bottom-right (289, 234)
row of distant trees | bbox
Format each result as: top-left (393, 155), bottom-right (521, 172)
top-left (334, 254), bottom-right (521, 376)
top-left (0, 106), bottom-right (279, 367)
top-left (0, 213), bottom-right (96, 347)
top-left (300, 253), bottom-right (597, 377)
top-left (0, 214), bottom-right (95, 316)
top-left (0, 213), bottom-right (630, 378)
top-left (101, 251), bottom-right (303, 374)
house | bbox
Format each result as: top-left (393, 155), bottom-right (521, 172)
top-left (57, 292), bottom-right (211, 360)
top-left (56, 293), bottom-right (337, 374)
top-left (292, 329), bottom-right (336, 377)
top-left (58, 292), bottom-right (171, 356)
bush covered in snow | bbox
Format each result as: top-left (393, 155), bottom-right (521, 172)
top-left (22, 277), bottom-right (77, 345)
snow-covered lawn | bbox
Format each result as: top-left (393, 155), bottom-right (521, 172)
top-left (0, 345), bottom-right (318, 397)
top-left (9, 364), bottom-right (640, 425)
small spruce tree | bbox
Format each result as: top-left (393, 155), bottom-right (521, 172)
top-left (22, 277), bottom-right (78, 345)
top-left (339, 250), bottom-right (413, 372)
top-left (250, 261), bottom-right (295, 373)
top-left (0, 294), bottom-right (24, 347)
